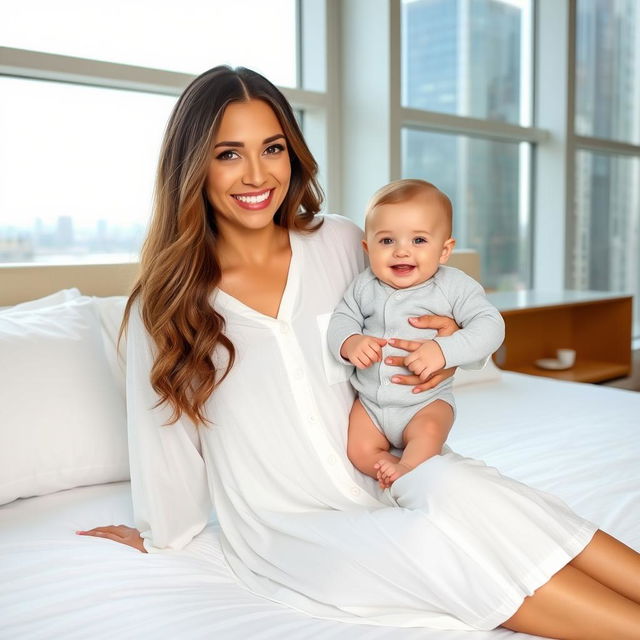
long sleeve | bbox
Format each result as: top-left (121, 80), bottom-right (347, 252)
top-left (126, 302), bottom-right (213, 553)
top-left (327, 273), bottom-right (367, 362)
top-left (432, 269), bottom-right (505, 369)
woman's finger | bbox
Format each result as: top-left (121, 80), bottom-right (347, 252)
top-left (387, 338), bottom-right (424, 353)
top-left (390, 373), bottom-right (422, 385)
top-left (77, 525), bottom-right (127, 539)
top-left (384, 355), bottom-right (406, 367)
top-left (411, 367), bottom-right (457, 393)
top-left (408, 315), bottom-right (459, 336)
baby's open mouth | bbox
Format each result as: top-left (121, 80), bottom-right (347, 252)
top-left (390, 264), bottom-right (415, 274)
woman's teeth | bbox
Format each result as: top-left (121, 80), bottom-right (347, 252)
top-left (234, 190), bottom-right (271, 204)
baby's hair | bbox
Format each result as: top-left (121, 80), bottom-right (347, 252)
top-left (364, 179), bottom-right (453, 237)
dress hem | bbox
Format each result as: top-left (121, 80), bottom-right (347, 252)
top-left (472, 519), bottom-right (599, 630)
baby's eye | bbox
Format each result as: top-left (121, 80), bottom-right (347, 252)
top-left (216, 149), bottom-right (239, 161)
top-left (379, 237), bottom-right (394, 245)
top-left (264, 143), bottom-right (286, 155)
top-left (413, 237), bottom-right (428, 245)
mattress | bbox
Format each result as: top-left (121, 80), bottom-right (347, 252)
top-left (1, 372), bottom-right (638, 640)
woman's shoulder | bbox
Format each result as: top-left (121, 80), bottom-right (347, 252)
top-left (310, 213), bottom-right (364, 248)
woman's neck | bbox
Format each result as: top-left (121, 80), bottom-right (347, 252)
top-left (216, 222), bottom-right (289, 270)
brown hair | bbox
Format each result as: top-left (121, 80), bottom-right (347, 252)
top-left (364, 178), bottom-right (453, 237)
top-left (120, 66), bottom-right (323, 427)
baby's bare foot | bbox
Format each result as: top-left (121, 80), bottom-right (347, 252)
top-left (376, 459), bottom-right (412, 488)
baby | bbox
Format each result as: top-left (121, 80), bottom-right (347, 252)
top-left (328, 179), bottom-right (505, 489)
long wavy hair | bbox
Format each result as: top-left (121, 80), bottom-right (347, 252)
top-left (121, 66), bottom-right (324, 427)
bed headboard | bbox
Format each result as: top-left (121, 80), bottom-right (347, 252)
top-left (0, 250), bottom-right (480, 306)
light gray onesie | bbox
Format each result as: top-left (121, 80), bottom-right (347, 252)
top-left (327, 266), bottom-right (505, 448)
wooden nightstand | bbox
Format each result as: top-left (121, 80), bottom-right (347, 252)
top-left (486, 290), bottom-right (633, 383)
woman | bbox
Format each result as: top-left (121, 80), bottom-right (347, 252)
top-left (77, 66), bottom-right (640, 638)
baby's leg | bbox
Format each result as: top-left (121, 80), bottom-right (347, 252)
top-left (347, 398), bottom-right (399, 487)
top-left (377, 400), bottom-right (454, 486)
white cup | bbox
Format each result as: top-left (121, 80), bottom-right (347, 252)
top-left (556, 348), bottom-right (576, 367)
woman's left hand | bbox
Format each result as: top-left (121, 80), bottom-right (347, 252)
top-left (386, 314), bottom-right (460, 393)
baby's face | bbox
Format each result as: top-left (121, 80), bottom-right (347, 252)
top-left (363, 194), bottom-right (455, 290)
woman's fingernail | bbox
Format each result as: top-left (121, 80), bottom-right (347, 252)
top-left (409, 317), bottom-right (418, 322)
top-left (391, 376), bottom-right (400, 383)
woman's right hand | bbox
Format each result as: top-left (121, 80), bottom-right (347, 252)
top-left (386, 314), bottom-right (461, 393)
top-left (76, 525), bottom-right (147, 553)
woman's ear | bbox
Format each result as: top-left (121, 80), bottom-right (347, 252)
top-left (439, 237), bottom-right (456, 264)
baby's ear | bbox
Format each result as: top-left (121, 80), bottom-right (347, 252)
top-left (361, 238), bottom-right (369, 255)
top-left (439, 237), bottom-right (456, 264)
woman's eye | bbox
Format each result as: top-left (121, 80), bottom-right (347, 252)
top-left (216, 149), bottom-right (239, 161)
top-left (413, 237), bottom-right (427, 245)
top-left (380, 238), bottom-right (394, 245)
top-left (265, 143), bottom-right (286, 155)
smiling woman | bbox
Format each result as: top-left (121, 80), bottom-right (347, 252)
top-left (124, 66), bottom-right (323, 426)
top-left (205, 101), bottom-right (292, 232)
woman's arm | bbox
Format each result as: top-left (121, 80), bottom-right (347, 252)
top-left (76, 302), bottom-right (212, 553)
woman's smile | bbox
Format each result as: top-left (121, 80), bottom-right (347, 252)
top-left (231, 188), bottom-right (274, 210)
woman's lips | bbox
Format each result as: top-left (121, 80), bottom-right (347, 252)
top-left (391, 264), bottom-right (415, 275)
top-left (231, 189), bottom-right (274, 210)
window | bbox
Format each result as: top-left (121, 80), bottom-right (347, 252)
top-left (573, 151), bottom-right (640, 295)
top-left (0, 77), bottom-right (176, 263)
top-left (575, 0), bottom-right (640, 145)
top-left (402, 0), bottom-right (530, 125)
top-left (572, 0), bottom-right (640, 338)
top-left (403, 128), bottom-right (531, 290)
top-left (400, 0), bottom-right (534, 290)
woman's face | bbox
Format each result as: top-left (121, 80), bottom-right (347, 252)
top-left (205, 99), bottom-right (291, 234)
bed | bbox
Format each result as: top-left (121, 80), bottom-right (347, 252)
top-left (1, 257), bottom-right (638, 640)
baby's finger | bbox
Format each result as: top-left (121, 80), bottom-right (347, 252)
top-left (364, 346), bottom-right (380, 362)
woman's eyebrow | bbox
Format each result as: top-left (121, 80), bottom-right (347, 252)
top-left (213, 134), bottom-right (285, 149)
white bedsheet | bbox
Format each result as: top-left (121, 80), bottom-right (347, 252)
top-left (1, 372), bottom-right (638, 640)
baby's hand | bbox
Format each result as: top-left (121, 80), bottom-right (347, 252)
top-left (341, 335), bottom-right (387, 369)
top-left (403, 340), bottom-right (446, 382)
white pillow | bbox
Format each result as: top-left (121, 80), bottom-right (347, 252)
top-left (92, 296), bottom-right (128, 397)
top-left (0, 288), bottom-right (81, 314)
top-left (0, 297), bottom-right (129, 505)
top-left (452, 356), bottom-right (502, 389)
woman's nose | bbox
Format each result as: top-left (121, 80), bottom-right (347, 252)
top-left (242, 157), bottom-right (267, 187)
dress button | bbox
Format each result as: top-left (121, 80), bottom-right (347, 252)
top-left (394, 292), bottom-right (402, 299)
top-left (383, 378), bottom-right (391, 386)
top-left (327, 454), bottom-right (338, 465)
top-left (308, 415), bottom-right (316, 423)
top-left (350, 487), bottom-right (361, 496)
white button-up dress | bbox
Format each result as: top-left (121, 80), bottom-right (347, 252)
top-left (126, 214), bottom-right (597, 631)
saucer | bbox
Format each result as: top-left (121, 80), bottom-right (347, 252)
top-left (534, 358), bottom-right (573, 371)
